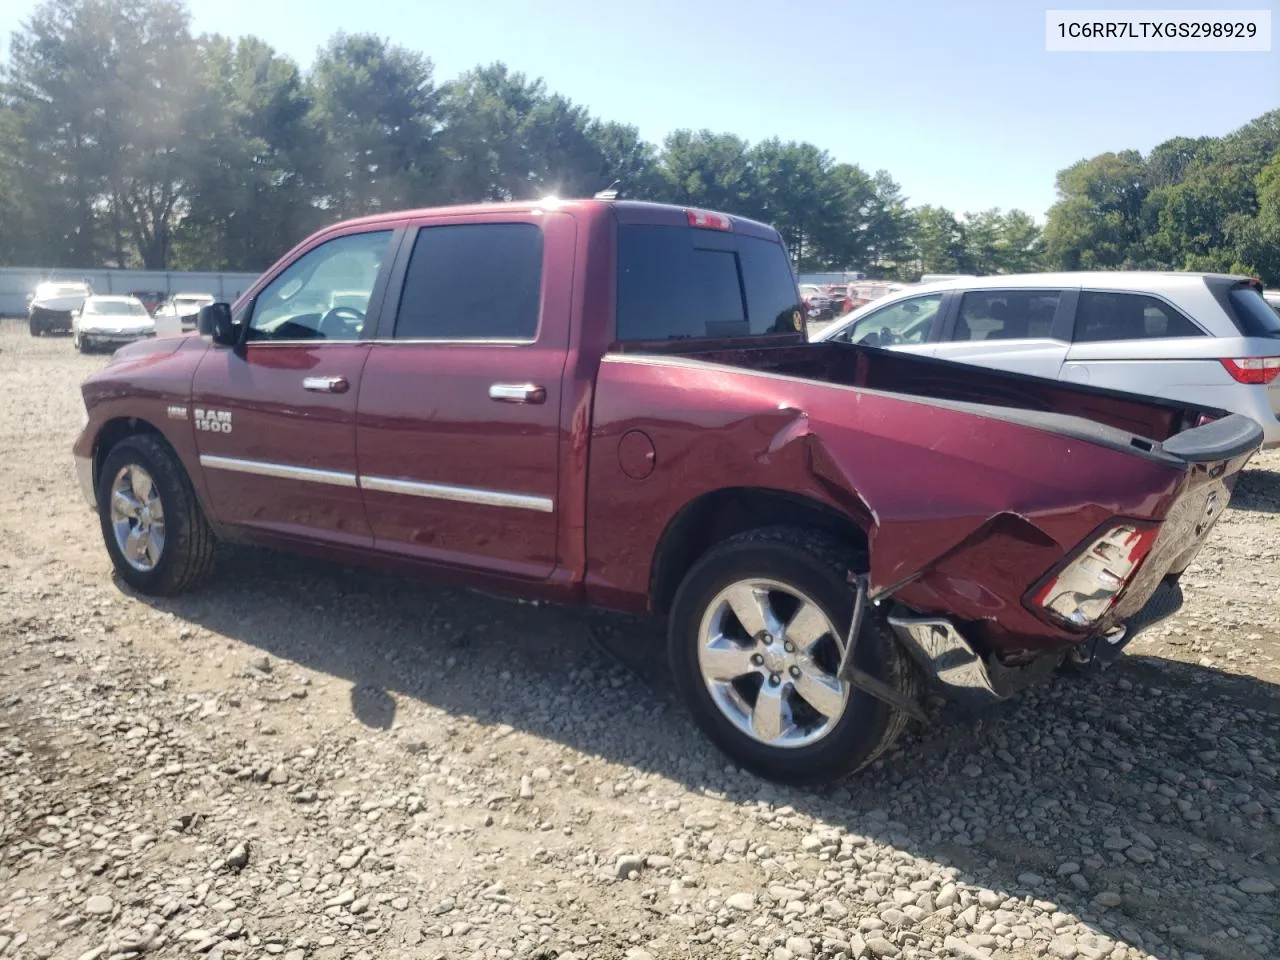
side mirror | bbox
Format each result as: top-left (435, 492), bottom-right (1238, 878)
top-left (198, 303), bottom-right (238, 346)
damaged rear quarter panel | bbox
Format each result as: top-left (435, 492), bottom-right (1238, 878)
top-left (586, 354), bottom-right (1188, 648)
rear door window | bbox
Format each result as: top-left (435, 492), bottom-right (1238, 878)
top-left (616, 225), bottom-right (801, 341)
top-left (953, 290), bottom-right (1062, 341)
top-left (394, 223), bottom-right (543, 340)
top-left (1073, 291), bottom-right (1204, 342)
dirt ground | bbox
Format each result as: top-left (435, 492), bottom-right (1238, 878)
top-left (0, 322), bottom-right (1276, 960)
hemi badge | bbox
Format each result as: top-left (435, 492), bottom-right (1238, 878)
top-left (167, 405), bottom-right (188, 420)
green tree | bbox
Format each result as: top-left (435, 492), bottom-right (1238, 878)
top-left (174, 35), bottom-right (321, 270)
top-left (1044, 150), bottom-right (1148, 269)
top-left (658, 129), bottom-right (756, 215)
top-left (912, 205), bottom-right (968, 274)
top-left (1232, 154), bottom-right (1280, 285)
top-left (863, 171), bottom-right (913, 276)
top-left (995, 210), bottom-right (1044, 273)
top-left (309, 32), bottom-right (440, 218)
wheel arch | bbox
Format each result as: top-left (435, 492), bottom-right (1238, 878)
top-left (649, 487), bottom-right (870, 619)
top-left (89, 417), bottom-right (206, 517)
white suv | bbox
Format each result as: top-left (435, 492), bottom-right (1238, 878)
top-left (812, 272), bottom-right (1280, 448)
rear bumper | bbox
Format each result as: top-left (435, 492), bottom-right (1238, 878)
top-left (887, 576), bottom-right (1185, 705)
top-left (31, 308), bottom-right (73, 330)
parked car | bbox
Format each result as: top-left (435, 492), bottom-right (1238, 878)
top-left (129, 290), bottom-right (168, 315)
top-left (846, 281), bottom-right (906, 310)
top-left (72, 200), bottom-right (1261, 784)
top-left (28, 280), bottom-right (93, 335)
top-left (153, 292), bottom-right (216, 337)
top-left (813, 272), bottom-right (1280, 448)
top-left (73, 295), bottom-right (157, 353)
top-left (799, 284), bottom-right (840, 321)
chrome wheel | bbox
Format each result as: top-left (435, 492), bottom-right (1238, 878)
top-left (696, 578), bottom-right (850, 749)
top-left (109, 465), bottom-right (165, 572)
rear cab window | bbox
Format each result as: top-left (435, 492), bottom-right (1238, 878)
top-left (1073, 291), bottom-right (1204, 342)
top-left (615, 222), bottom-right (802, 342)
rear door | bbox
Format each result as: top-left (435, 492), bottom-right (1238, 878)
top-left (355, 213), bottom-right (574, 579)
top-left (1060, 290), bottom-right (1217, 397)
top-left (191, 227), bottom-right (400, 547)
top-left (931, 287), bottom-right (1072, 378)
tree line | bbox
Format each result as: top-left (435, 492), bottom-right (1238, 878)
top-left (1044, 111), bottom-right (1280, 285)
top-left (0, 0), bottom-right (1275, 284)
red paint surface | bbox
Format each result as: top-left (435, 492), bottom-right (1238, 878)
top-left (74, 199), bottom-right (1254, 660)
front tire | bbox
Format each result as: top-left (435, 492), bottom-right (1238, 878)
top-left (96, 435), bottom-right (218, 595)
top-left (667, 526), bottom-right (918, 785)
top-left (28, 315), bottom-right (41, 336)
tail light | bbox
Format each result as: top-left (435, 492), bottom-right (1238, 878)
top-left (1026, 523), bottom-right (1159, 631)
top-left (686, 209), bottom-right (733, 231)
top-left (1220, 357), bottom-right (1280, 385)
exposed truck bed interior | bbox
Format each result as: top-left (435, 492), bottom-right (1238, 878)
top-left (636, 338), bottom-right (1218, 445)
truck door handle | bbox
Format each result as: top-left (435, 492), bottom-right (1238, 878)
top-left (302, 376), bottom-right (349, 394)
top-left (489, 383), bottom-right (546, 404)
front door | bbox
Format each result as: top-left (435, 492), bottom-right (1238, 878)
top-left (832, 291), bottom-right (945, 356)
top-left (356, 214), bottom-right (574, 579)
top-left (191, 228), bottom-right (399, 547)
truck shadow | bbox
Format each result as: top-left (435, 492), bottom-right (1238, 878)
top-left (129, 547), bottom-right (1280, 960)
top-left (1230, 467), bottom-right (1280, 515)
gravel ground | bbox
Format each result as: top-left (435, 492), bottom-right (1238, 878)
top-left (0, 322), bottom-right (1277, 960)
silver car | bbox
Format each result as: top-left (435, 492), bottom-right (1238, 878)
top-left (812, 272), bottom-right (1280, 448)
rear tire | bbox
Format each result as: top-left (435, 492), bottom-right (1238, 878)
top-left (97, 434), bottom-right (218, 595)
top-left (667, 526), bottom-right (918, 785)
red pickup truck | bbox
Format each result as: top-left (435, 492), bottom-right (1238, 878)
top-left (73, 198), bottom-right (1262, 784)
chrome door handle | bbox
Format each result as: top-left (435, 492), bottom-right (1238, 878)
top-left (302, 376), bottom-right (349, 394)
top-left (489, 383), bottom-right (546, 404)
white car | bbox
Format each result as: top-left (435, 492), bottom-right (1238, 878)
top-left (812, 272), bottom-right (1280, 448)
top-left (152, 292), bottom-right (215, 337)
top-left (28, 281), bottom-right (93, 336)
top-left (73, 296), bottom-right (157, 353)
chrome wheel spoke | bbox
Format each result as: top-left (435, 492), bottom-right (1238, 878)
top-left (142, 530), bottom-right (163, 566)
top-left (130, 469), bottom-right (154, 504)
top-left (792, 665), bottom-right (846, 720)
top-left (701, 635), bottom-right (756, 681)
top-left (751, 682), bottom-right (790, 743)
top-left (111, 489), bottom-right (141, 519)
top-left (786, 601), bottom-right (831, 652)
top-left (109, 465), bottom-right (164, 573)
top-left (124, 528), bottom-right (147, 563)
top-left (724, 584), bottom-right (778, 638)
top-left (697, 577), bottom-right (850, 750)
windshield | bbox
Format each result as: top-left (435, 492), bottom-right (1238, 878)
top-left (85, 300), bottom-right (148, 317)
top-left (1227, 287), bottom-right (1280, 339)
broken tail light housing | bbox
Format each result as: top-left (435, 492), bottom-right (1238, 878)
top-left (1219, 357), bottom-right (1280, 385)
top-left (1026, 523), bottom-right (1159, 631)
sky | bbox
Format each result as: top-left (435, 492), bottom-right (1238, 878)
top-left (2, 0), bottom-right (1278, 218)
